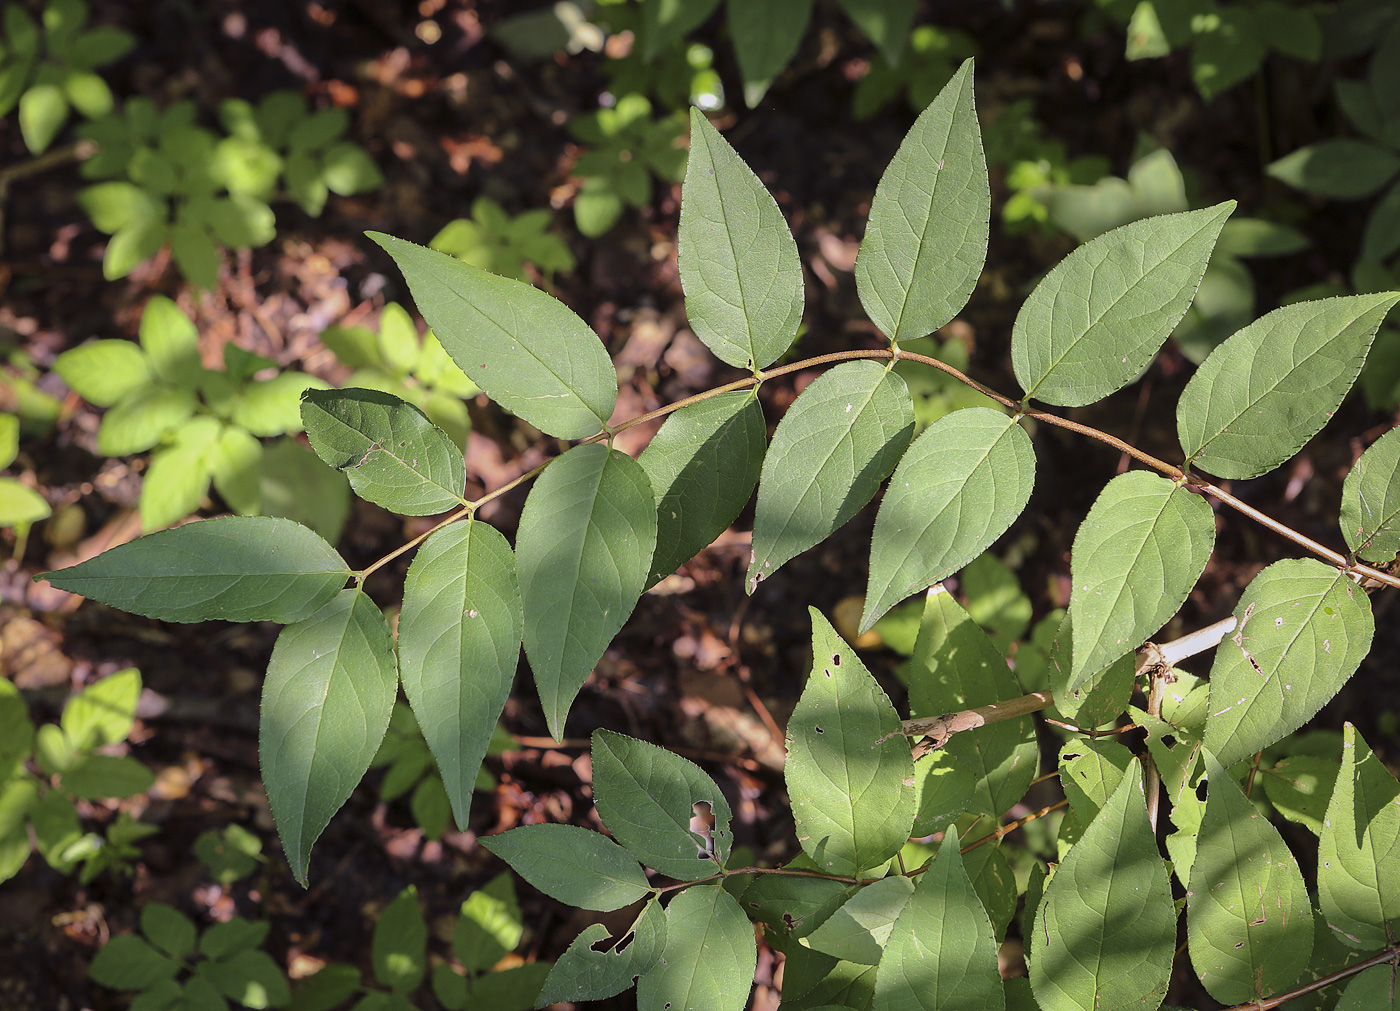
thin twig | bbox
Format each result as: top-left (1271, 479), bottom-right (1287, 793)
top-left (959, 799), bottom-right (1069, 856)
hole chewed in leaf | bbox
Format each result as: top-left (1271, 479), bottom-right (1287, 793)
top-left (690, 801), bottom-right (716, 858)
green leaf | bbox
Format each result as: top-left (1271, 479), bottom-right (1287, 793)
top-left (862, 408), bottom-right (1034, 631)
top-left (639, 391), bottom-right (765, 584)
top-left (202, 949), bottom-right (290, 1009)
top-left (231, 373), bottom-right (326, 437)
top-left (786, 609), bottom-right (914, 876)
top-left (61, 754), bottom-right (154, 799)
top-left (0, 681), bottom-right (34, 782)
top-left (679, 111), bottom-right (803, 368)
top-left (89, 933), bottom-right (180, 989)
top-left (1337, 964), bottom-right (1400, 1010)
top-left (591, 728), bottom-right (733, 879)
top-left (62, 667), bottom-right (140, 750)
top-left (748, 361), bottom-right (914, 593)
top-left (260, 589), bottom-right (397, 884)
top-left (1178, 293), bottom-right (1400, 480)
top-left (1059, 739), bottom-right (1134, 821)
top-left (1340, 425), bottom-right (1400, 564)
top-left (1013, 202), bottom-right (1234, 407)
top-left (836, 0), bottom-right (918, 63)
top-left (1203, 559), bottom-right (1374, 768)
top-left (739, 861), bottom-right (857, 937)
top-left (39, 516), bottom-right (351, 624)
top-left (139, 295), bottom-right (202, 385)
top-left (804, 875), bottom-right (914, 965)
top-left (0, 478), bottom-right (50, 528)
top-left (1318, 724), bottom-right (1400, 949)
top-left (289, 964), bottom-right (361, 1011)
top-left (636, 884), bottom-right (755, 1011)
top-left (907, 587), bottom-right (1038, 819)
top-left (1259, 755), bottom-right (1337, 836)
top-left (98, 386), bottom-right (196, 456)
top-left (640, 0), bottom-right (721, 58)
top-left (517, 445), bottom-right (657, 739)
top-left (210, 425), bottom-right (263, 515)
top-left (372, 886), bottom-right (427, 993)
top-left (1029, 761), bottom-right (1175, 1011)
top-left (873, 834), bottom-right (1004, 1011)
top-left (1067, 471), bottom-right (1214, 686)
top-left (258, 437), bottom-right (351, 545)
top-left (301, 388), bottom-right (466, 515)
top-left (537, 899), bottom-right (667, 1005)
top-left (19, 81), bottom-right (67, 154)
top-left (481, 824), bottom-right (651, 911)
top-left (1268, 140), bottom-right (1400, 199)
top-left (727, 0), bottom-right (812, 106)
top-left (855, 60), bottom-right (988, 343)
top-left (141, 903), bottom-right (197, 960)
top-left (52, 340), bottom-right (153, 407)
top-left (1187, 753), bottom-right (1312, 1004)
top-left (140, 425), bottom-right (218, 531)
top-left (398, 518), bottom-right (520, 829)
top-left (962, 842), bottom-right (1019, 942)
top-left (455, 872), bottom-right (522, 973)
top-left (369, 233), bottom-right (617, 439)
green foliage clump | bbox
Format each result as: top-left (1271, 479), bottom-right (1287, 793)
top-left (53, 295), bottom-right (348, 534)
top-left (38, 60), bottom-right (1400, 1011)
top-left (0, 668), bottom-right (156, 886)
top-left (0, 0), bottom-right (133, 153)
top-left (429, 197), bottom-right (575, 282)
top-left (317, 302), bottom-right (479, 450)
top-left (569, 93), bottom-right (687, 236)
top-left (76, 91), bottom-right (382, 288)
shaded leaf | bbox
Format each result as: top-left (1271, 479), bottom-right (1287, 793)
top-left (1268, 140), bottom-right (1400, 199)
top-left (1204, 559), bottom-right (1374, 768)
top-left (740, 862), bottom-right (857, 937)
top-left (455, 873), bottom-right (523, 973)
top-left (862, 408), bottom-right (1034, 631)
top-left (517, 445), bottom-right (656, 738)
top-left (1318, 724), bottom-right (1400, 949)
top-left (592, 729), bottom-right (733, 879)
top-left (748, 361), bottom-right (913, 593)
top-left (301, 388), bottom-right (466, 515)
top-left (680, 111), bottom-right (803, 368)
top-left (482, 824), bottom-right (651, 911)
top-left (1068, 471), bottom-right (1214, 686)
top-left (804, 875), bottom-right (914, 965)
top-left (39, 516), bottom-right (350, 624)
top-left (1187, 754), bottom-right (1312, 1004)
top-left (1340, 425), bottom-right (1400, 564)
top-left (537, 900), bottom-right (667, 1006)
top-left (1029, 761), bottom-right (1175, 1011)
top-left (372, 886), bottom-right (427, 993)
top-left (728, 0), bottom-right (813, 106)
top-left (398, 519), bottom-right (521, 828)
top-left (786, 609), bottom-right (914, 876)
top-left (856, 60), bottom-right (988, 343)
top-left (1013, 203), bottom-right (1234, 407)
top-left (874, 834), bottom-right (1003, 1011)
top-left (1260, 755), bottom-right (1338, 836)
top-left (260, 589), bottom-right (397, 883)
top-left (1178, 293), bottom-right (1400, 479)
top-left (636, 885), bottom-right (755, 1011)
top-left (639, 391), bottom-right (765, 584)
top-left (369, 233), bottom-right (616, 439)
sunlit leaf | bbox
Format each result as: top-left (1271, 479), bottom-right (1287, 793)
top-left (636, 885), bottom-right (755, 1011)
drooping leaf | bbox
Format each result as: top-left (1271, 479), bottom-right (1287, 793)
top-left (855, 60), bottom-right (988, 344)
top-left (372, 886), bottom-right (428, 994)
top-left (481, 824), bottom-right (651, 912)
top-left (1013, 202), bottom-right (1235, 407)
top-left (260, 589), bottom-right (397, 884)
top-left (39, 516), bottom-right (351, 623)
top-left (873, 834), bottom-right (1004, 1011)
top-left (398, 519), bottom-right (521, 828)
top-left (1029, 761), bottom-right (1175, 1011)
top-left (679, 111), bottom-right (804, 368)
top-left (1340, 425), bottom-right (1400, 564)
top-left (1203, 559), bottom-right (1374, 768)
top-left (1067, 471), bottom-right (1215, 686)
top-left (639, 391), bottom-right (765, 584)
top-left (727, 0), bottom-right (813, 106)
top-left (907, 586), bottom-right (1038, 819)
top-left (1318, 724), bottom-right (1400, 949)
top-left (300, 388), bottom-right (466, 515)
top-left (636, 885), bottom-right (755, 1011)
top-left (369, 233), bottom-right (617, 439)
top-left (1177, 293), bottom-right (1400, 479)
top-left (517, 445), bottom-right (657, 739)
top-left (1187, 753), bottom-right (1312, 1004)
top-left (862, 408), bottom-right (1034, 631)
top-left (591, 729), bottom-right (733, 879)
top-left (836, 0), bottom-right (918, 63)
top-left (786, 609), bottom-right (914, 876)
top-left (748, 361), bottom-right (913, 593)
top-left (537, 899), bottom-right (667, 1006)
top-left (805, 875), bottom-right (915, 965)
